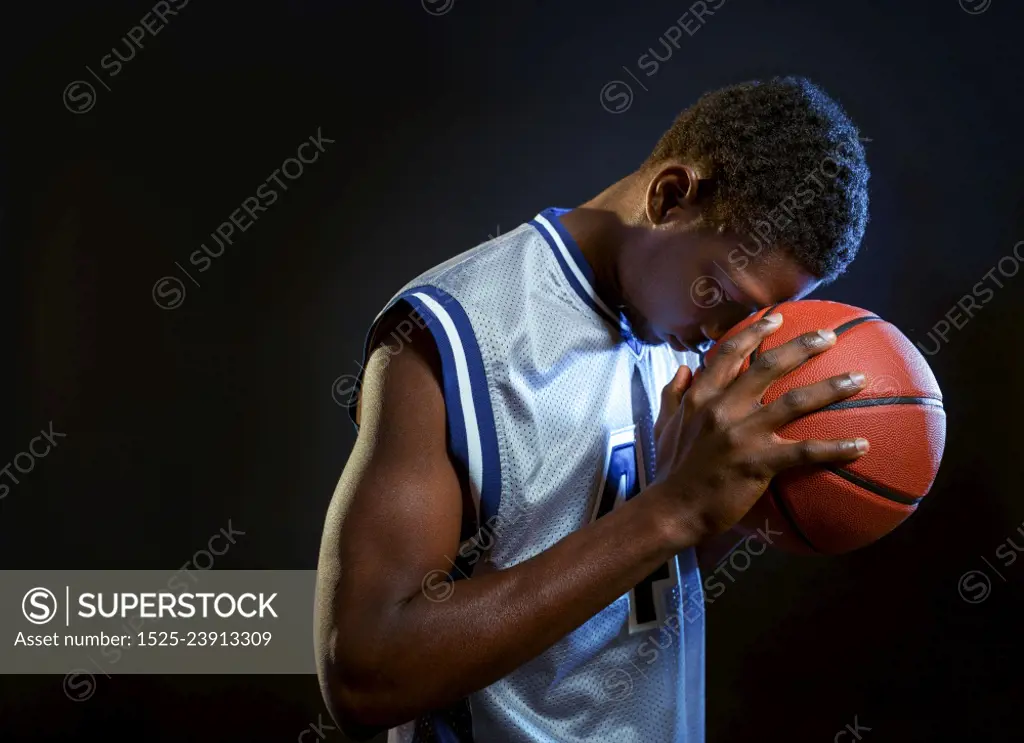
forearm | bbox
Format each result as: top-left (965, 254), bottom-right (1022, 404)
top-left (326, 484), bottom-right (694, 728)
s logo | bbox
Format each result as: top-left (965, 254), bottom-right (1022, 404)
top-left (22, 587), bottom-right (58, 625)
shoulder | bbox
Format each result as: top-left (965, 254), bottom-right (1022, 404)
top-left (355, 301), bottom-right (444, 430)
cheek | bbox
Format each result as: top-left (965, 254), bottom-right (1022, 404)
top-left (626, 243), bottom-right (701, 327)
top-left (674, 266), bottom-right (719, 322)
top-left (643, 264), bottom-right (692, 324)
top-left (625, 251), bottom-right (671, 318)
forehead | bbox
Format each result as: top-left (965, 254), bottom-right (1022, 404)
top-left (702, 232), bottom-right (820, 307)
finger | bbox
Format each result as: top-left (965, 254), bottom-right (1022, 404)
top-left (764, 436), bottom-right (869, 472)
top-left (655, 365), bottom-right (692, 440)
top-left (747, 372), bottom-right (867, 431)
top-left (729, 328), bottom-right (837, 401)
top-left (660, 365), bottom-right (693, 418)
top-left (693, 312), bottom-right (784, 395)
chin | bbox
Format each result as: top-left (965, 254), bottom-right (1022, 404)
top-left (632, 323), bottom-right (664, 347)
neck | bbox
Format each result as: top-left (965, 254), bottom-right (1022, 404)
top-left (559, 174), bottom-right (642, 310)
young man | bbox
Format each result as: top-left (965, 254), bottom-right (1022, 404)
top-left (315, 77), bottom-right (871, 743)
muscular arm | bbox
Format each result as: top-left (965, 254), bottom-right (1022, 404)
top-left (314, 314), bottom-right (697, 734)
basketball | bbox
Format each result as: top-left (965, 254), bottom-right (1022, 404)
top-left (703, 300), bottom-right (946, 555)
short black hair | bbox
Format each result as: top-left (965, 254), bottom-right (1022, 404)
top-left (645, 77), bottom-right (870, 282)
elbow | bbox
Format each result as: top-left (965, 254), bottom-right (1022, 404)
top-left (321, 675), bottom-right (385, 740)
top-left (315, 589), bottom-right (423, 734)
top-left (320, 653), bottom-right (409, 737)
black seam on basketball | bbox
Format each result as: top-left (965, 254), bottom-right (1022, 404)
top-left (769, 483), bottom-right (818, 552)
top-left (825, 466), bottom-right (923, 506)
top-left (817, 396), bottom-right (945, 413)
top-left (834, 315), bottom-right (882, 336)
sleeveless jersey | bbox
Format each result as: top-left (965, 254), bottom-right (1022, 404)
top-left (349, 207), bottom-right (706, 743)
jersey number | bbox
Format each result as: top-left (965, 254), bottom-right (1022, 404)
top-left (591, 427), bottom-right (677, 633)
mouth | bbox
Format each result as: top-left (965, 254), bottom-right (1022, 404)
top-left (673, 335), bottom-right (713, 355)
top-left (666, 326), bottom-right (715, 354)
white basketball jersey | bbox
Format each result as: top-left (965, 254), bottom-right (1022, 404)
top-left (349, 208), bottom-right (706, 743)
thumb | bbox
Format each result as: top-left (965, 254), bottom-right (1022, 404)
top-left (659, 364), bottom-right (693, 422)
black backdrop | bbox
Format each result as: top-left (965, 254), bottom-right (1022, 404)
top-left (3, 0), bottom-right (1024, 740)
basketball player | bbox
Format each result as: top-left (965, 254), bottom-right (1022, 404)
top-left (315, 77), bottom-right (871, 743)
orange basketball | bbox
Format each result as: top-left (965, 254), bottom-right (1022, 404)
top-left (703, 300), bottom-right (946, 555)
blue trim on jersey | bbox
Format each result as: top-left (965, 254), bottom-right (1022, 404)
top-left (393, 287), bottom-right (489, 743)
top-left (531, 207), bottom-right (646, 358)
top-left (432, 714), bottom-right (467, 743)
top-left (530, 207), bottom-right (617, 326)
top-left (399, 286), bottom-right (502, 531)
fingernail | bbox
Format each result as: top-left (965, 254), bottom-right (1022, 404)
top-left (817, 329), bottom-right (837, 343)
top-left (764, 313), bottom-right (783, 326)
top-left (849, 371), bottom-right (866, 386)
top-left (855, 438), bottom-right (869, 453)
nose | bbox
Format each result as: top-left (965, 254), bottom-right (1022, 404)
top-left (700, 323), bottom-right (724, 343)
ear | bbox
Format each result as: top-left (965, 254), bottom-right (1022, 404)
top-left (644, 164), bottom-right (705, 226)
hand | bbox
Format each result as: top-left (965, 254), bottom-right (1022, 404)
top-left (651, 313), bottom-right (869, 542)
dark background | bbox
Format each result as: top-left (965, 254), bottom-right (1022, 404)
top-left (2, 0), bottom-right (1023, 740)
